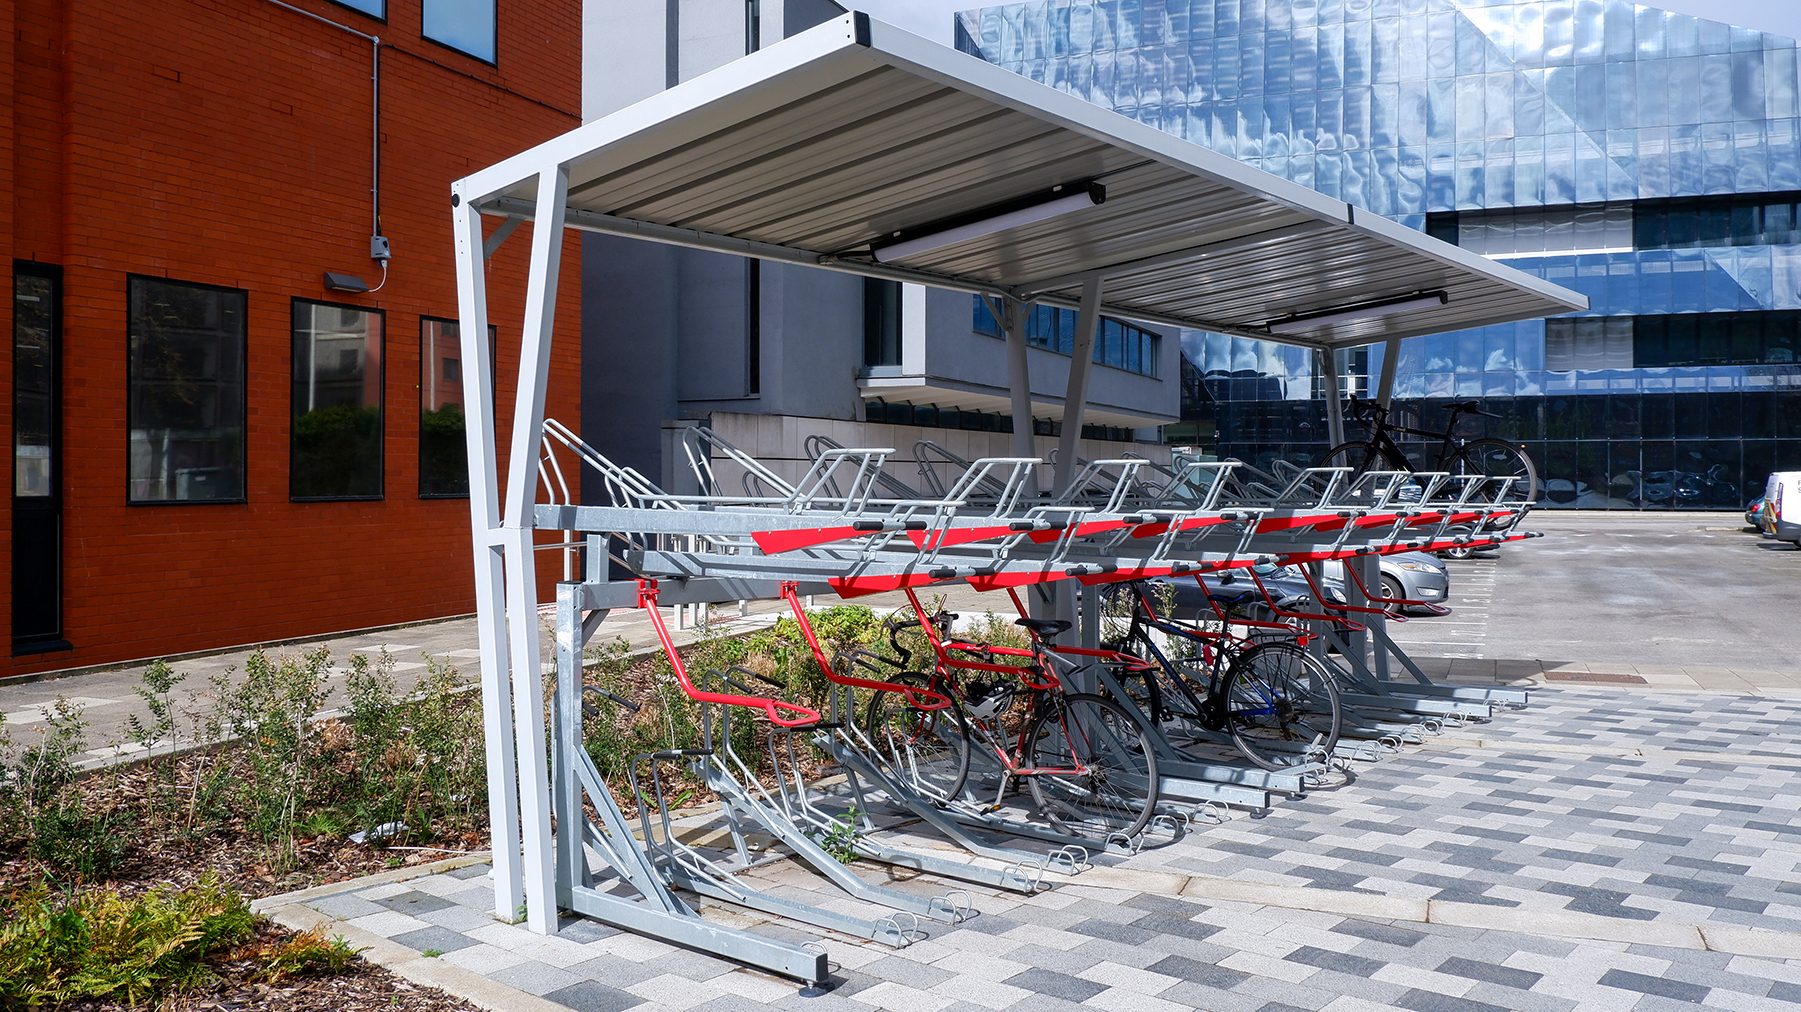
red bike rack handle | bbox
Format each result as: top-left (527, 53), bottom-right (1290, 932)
top-left (638, 581), bottom-right (822, 728)
top-left (778, 583), bottom-right (954, 711)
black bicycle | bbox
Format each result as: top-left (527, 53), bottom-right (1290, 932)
top-left (1316, 396), bottom-right (1539, 503)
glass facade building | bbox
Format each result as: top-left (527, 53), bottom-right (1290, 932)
top-left (957, 0), bottom-right (1801, 508)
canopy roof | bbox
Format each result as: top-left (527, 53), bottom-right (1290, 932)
top-left (462, 13), bottom-right (1585, 350)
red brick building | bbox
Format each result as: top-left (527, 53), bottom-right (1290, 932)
top-left (2, 0), bottom-right (583, 676)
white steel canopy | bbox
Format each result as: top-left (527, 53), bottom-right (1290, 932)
top-left (461, 13), bottom-right (1585, 351)
top-left (449, 12), bottom-right (1588, 940)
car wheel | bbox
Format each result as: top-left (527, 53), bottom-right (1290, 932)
top-left (1380, 575), bottom-right (1405, 604)
top-left (1439, 544), bottom-right (1473, 560)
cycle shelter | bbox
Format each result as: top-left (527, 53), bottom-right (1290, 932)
top-left (449, 12), bottom-right (1587, 984)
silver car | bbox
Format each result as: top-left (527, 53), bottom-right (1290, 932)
top-left (1155, 555), bottom-right (1451, 619)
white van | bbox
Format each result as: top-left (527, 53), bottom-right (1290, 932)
top-left (1759, 472), bottom-right (1801, 547)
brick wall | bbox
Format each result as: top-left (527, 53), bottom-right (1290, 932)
top-left (4, 0), bottom-right (585, 676)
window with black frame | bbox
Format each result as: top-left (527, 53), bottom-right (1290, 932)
top-left (423, 0), bottom-right (495, 62)
top-left (292, 300), bottom-right (384, 500)
top-left (420, 317), bottom-right (495, 497)
top-left (126, 277), bottom-right (248, 503)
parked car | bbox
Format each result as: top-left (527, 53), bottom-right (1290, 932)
top-left (1150, 554), bottom-right (1451, 619)
top-left (1747, 495), bottom-right (1769, 528)
top-left (1757, 472), bottom-right (1801, 547)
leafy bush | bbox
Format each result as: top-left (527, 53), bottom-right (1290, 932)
top-left (0, 878), bottom-right (255, 1007)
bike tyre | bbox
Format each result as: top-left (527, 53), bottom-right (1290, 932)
top-left (1222, 642), bottom-right (1343, 771)
top-left (863, 675), bottom-right (972, 804)
top-left (1455, 437), bottom-right (1540, 503)
top-left (1024, 692), bottom-right (1160, 841)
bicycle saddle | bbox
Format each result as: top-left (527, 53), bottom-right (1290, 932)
top-left (1207, 591), bottom-right (1257, 606)
top-left (1015, 617), bottom-right (1073, 637)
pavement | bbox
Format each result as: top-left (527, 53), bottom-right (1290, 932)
top-left (15, 509), bottom-right (1801, 1010)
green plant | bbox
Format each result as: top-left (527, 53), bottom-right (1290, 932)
top-left (0, 877), bottom-right (255, 1006)
top-left (29, 807), bottom-right (130, 881)
top-left (236, 925), bottom-right (367, 983)
top-left (126, 659), bottom-right (188, 823)
top-left (420, 948), bottom-right (445, 959)
top-left (819, 808), bottom-right (862, 864)
top-left (213, 647), bottom-right (336, 869)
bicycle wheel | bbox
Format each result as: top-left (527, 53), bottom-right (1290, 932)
top-left (1455, 437), bottom-right (1540, 503)
top-left (1222, 642), bottom-right (1343, 770)
top-left (864, 676), bottom-right (971, 803)
top-left (1317, 441), bottom-right (1397, 503)
top-left (1025, 693), bottom-right (1160, 840)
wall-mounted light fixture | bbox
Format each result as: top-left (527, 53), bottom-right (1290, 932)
top-left (871, 181), bottom-right (1106, 263)
top-left (1265, 290), bottom-right (1448, 335)
top-left (324, 272), bottom-right (370, 293)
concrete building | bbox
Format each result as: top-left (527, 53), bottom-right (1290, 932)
top-left (580, 1), bottom-right (1181, 503)
top-left (959, 0), bottom-right (1801, 509)
top-left (3, 0), bottom-right (582, 673)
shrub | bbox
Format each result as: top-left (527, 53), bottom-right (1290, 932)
top-left (0, 877), bottom-right (255, 1007)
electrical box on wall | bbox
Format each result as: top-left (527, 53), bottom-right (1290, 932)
top-left (371, 235), bottom-right (392, 260)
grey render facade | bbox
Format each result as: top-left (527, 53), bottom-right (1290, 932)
top-left (579, 0), bottom-right (1180, 497)
top-left (959, 0), bottom-right (1801, 509)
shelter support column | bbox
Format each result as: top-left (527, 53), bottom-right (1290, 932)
top-left (503, 162), bottom-right (573, 935)
top-left (454, 195), bottom-right (524, 925)
top-left (1001, 296), bottom-right (1038, 493)
top-left (1317, 347), bottom-right (1345, 449)
top-left (1375, 334), bottom-right (1402, 407)
top-left (1052, 276), bottom-right (1104, 496)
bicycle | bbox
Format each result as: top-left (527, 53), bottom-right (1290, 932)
top-left (859, 590), bottom-right (1161, 842)
top-left (1105, 580), bottom-right (1343, 771)
top-left (1317, 396), bottom-right (1539, 503)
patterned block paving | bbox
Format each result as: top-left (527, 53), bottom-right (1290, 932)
top-left (290, 687), bottom-right (1801, 1010)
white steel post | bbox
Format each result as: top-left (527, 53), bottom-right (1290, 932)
top-left (502, 162), bottom-right (573, 935)
top-left (1375, 334), bottom-right (1403, 407)
top-left (452, 193), bottom-right (523, 922)
top-left (1317, 347), bottom-right (1346, 448)
top-left (1052, 275), bottom-right (1103, 496)
top-left (1002, 296), bottom-right (1038, 491)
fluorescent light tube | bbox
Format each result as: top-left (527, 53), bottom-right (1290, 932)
top-left (1266, 291), bottom-right (1448, 334)
top-left (872, 182), bottom-right (1105, 263)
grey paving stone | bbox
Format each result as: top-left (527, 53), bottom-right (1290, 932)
top-left (1147, 954), bottom-right (1253, 990)
top-left (308, 892), bottom-right (386, 920)
top-left (374, 890), bottom-right (456, 917)
top-left (1066, 918), bottom-right (1158, 945)
top-left (1122, 893), bottom-right (1207, 917)
top-left (688, 996), bottom-right (783, 1012)
top-left (555, 917), bottom-right (620, 943)
top-left (859, 954), bottom-right (955, 990)
top-left (1131, 912), bottom-right (1225, 941)
top-left (1597, 968), bottom-right (1711, 1003)
top-left (542, 980), bottom-right (645, 1012)
top-left (1434, 955), bottom-right (1542, 990)
top-left (821, 969), bottom-right (882, 998)
top-left (1768, 980), bottom-right (1801, 1004)
top-left (563, 954), bottom-right (661, 988)
top-left (390, 926), bottom-right (479, 955)
top-left (1002, 967), bottom-right (1107, 1004)
top-left (1329, 919), bottom-right (1425, 947)
top-left (441, 886), bottom-right (495, 910)
top-left (954, 913), bottom-right (1023, 935)
top-left (447, 863), bottom-right (491, 879)
top-left (1394, 988), bottom-right (1510, 1012)
top-left (1002, 943), bottom-right (1099, 975)
top-left (492, 960), bottom-right (584, 996)
top-left (634, 946), bottom-right (738, 981)
top-left (1281, 946), bottom-right (1386, 979)
top-left (418, 904), bottom-right (495, 932)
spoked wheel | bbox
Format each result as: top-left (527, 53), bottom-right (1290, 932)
top-left (1456, 437), bottom-right (1540, 503)
top-left (1317, 441), bottom-right (1396, 503)
top-left (864, 676), bottom-right (971, 804)
top-left (1222, 643), bottom-right (1343, 771)
top-left (1024, 693), bottom-right (1160, 841)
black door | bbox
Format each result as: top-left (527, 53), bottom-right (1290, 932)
top-left (13, 262), bottom-right (69, 654)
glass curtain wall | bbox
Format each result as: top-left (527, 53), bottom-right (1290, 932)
top-left (958, 0), bottom-right (1801, 508)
